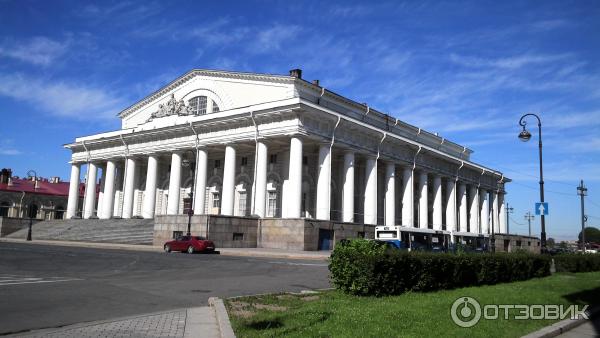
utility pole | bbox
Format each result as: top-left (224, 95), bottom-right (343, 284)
top-left (506, 203), bottom-right (514, 234)
top-left (525, 212), bottom-right (535, 237)
top-left (577, 180), bottom-right (587, 251)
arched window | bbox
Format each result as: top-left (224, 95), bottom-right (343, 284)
top-left (188, 96), bottom-right (207, 115)
top-left (188, 96), bottom-right (220, 115)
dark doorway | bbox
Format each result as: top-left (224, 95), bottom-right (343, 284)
top-left (0, 202), bottom-right (9, 217)
top-left (28, 204), bottom-right (38, 219)
top-left (318, 229), bottom-right (333, 250)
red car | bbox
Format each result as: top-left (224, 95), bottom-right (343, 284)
top-left (164, 236), bottom-right (215, 254)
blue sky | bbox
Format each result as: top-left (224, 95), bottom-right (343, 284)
top-left (1, 0), bottom-right (599, 240)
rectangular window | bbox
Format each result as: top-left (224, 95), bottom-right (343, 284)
top-left (269, 154), bottom-right (277, 164)
top-left (267, 191), bottom-right (277, 217)
top-left (172, 231), bottom-right (183, 239)
top-left (303, 156), bottom-right (308, 165)
top-left (214, 160), bottom-right (221, 168)
top-left (233, 233), bottom-right (244, 241)
top-left (241, 157), bottom-right (248, 166)
top-left (238, 192), bottom-right (247, 216)
top-left (212, 192), bottom-right (221, 208)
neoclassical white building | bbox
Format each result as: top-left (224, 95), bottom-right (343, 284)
top-left (65, 69), bottom-right (509, 246)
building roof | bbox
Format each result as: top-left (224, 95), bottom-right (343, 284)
top-left (0, 178), bottom-right (84, 197)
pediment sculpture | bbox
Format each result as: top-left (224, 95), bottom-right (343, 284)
top-left (148, 94), bottom-right (193, 121)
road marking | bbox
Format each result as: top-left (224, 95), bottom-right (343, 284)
top-left (267, 261), bottom-right (328, 267)
top-left (0, 275), bottom-right (83, 287)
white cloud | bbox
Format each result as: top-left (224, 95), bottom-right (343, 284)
top-left (248, 24), bottom-right (302, 54)
top-left (449, 53), bottom-right (571, 70)
top-left (0, 139), bottom-right (21, 155)
top-left (0, 73), bottom-right (126, 119)
top-left (0, 36), bottom-right (68, 66)
top-left (330, 5), bottom-right (372, 17)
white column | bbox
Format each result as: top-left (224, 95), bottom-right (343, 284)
top-left (498, 193), bottom-right (506, 234)
top-left (100, 160), bottom-right (116, 219)
top-left (480, 189), bottom-right (489, 234)
top-left (66, 164), bottom-right (80, 219)
top-left (316, 144), bottom-right (331, 220)
top-left (194, 149), bottom-right (208, 215)
top-left (167, 153), bottom-right (182, 215)
top-left (142, 156), bottom-right (158, 218)
top-left (97, 165), bottom-right (105, 219)
top-left (469, 185), bottom-right (479, 233)
top-left (122, 158), bottom-right (137, 218)
top-left (364, 156), bottom-right (377, 225)
top-left (418, 172), bottom-right (428, 229)
top-left (384, 162), bottom-right (395, 226)
top-left (458, 183), bottom-right (468, 232)
top-left (342, 151), bottom-right (355, 223)
top-left (445, 179), bottom-right (456, 232)
top-left (401, 167), bottom-right (413, 227)
top-left (492, 191), bottom-right (499, 233)
top-left (432, 175), bottom-right (442, 230)
top-left (221, 145), bottom-right (236, 216)
top-left (83, 162), bottom-right (98, 219)
top-left (287, 137), bottom-right (303, 218)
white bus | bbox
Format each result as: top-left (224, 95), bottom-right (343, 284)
top-left (375, 225), bottom-right (451, 252)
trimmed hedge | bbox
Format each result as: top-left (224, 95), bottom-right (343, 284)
top-left (329, 239), bottom-right (551, 296)
top-left (554, 253), bottom-right (600, 273)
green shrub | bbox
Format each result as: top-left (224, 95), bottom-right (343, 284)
top-left (554, 254), bottom-right (600, 273)
top-left (329, 239), bottom-right (551, 296)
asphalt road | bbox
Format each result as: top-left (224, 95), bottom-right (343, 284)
top-left (0, 242), bottom-right (330, 335)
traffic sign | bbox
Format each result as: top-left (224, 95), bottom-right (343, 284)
top-left (535, 202), bottom-right (549, 216)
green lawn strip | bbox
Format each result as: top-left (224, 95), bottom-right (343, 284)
top-left (226, 272), bottom-right (600, 338)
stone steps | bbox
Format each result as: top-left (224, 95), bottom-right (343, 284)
top-left (6, 219), bottom-right (155, 245)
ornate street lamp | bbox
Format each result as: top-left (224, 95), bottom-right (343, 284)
top-left (182, 155), bottom-right (195, 236)
top-left (26, 169), bottom-right (37, 241)
top-left (518, 114), bottom-right (546, 252)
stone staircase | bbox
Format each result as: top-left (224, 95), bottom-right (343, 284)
top-left (5, 218), bottom-right (155, 245)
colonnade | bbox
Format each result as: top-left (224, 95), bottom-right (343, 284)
top-left (66, 136), bottom-right (507, 234)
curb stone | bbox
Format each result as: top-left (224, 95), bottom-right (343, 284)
top-left (209, 297), bottom-right (236, 338)
top-left (521, 306), bottom-right (599, 338)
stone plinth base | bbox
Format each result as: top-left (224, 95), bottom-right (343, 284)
top-left (154, 215), bottom-right (374, 251)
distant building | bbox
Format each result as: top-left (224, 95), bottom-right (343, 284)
top-left (0, 168), bottom-right (81, 220)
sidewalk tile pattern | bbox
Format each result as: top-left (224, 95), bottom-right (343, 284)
top-left (18, 310), bottom-right (186, 338)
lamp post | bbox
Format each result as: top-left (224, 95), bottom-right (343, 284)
top-left (26, 170), bottom-right (37, 241)
top-left (182, 154), bottom-right (195, 236)
top-left (518, 113), bottom-right (547, 252)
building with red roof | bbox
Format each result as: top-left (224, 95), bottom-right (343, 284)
top-left (0, 168), bottom-right (85, 220)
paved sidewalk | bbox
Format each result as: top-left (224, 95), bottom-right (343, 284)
top-left (556, 315), bottom-right (600, 337)
top-left (0, 238), bottom-right (330, 260)
top-left (219, 247), bottom-right (330, 260)
top-left (12, 307), bottom-right (219, 338)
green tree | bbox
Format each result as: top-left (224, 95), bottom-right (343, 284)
top-left (547, 238), bottom-right (556, 248)
top-left (578, 227), bottom-right (600, 243)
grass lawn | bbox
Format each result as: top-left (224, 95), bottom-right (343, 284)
top-left (226, 271), bottom-right (600, 338)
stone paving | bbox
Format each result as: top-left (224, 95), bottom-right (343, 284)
top-left (14, 307), bottom-right (219, 338)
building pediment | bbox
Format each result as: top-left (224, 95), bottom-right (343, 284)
top-left (119, 69), bottom-right (296, 129)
